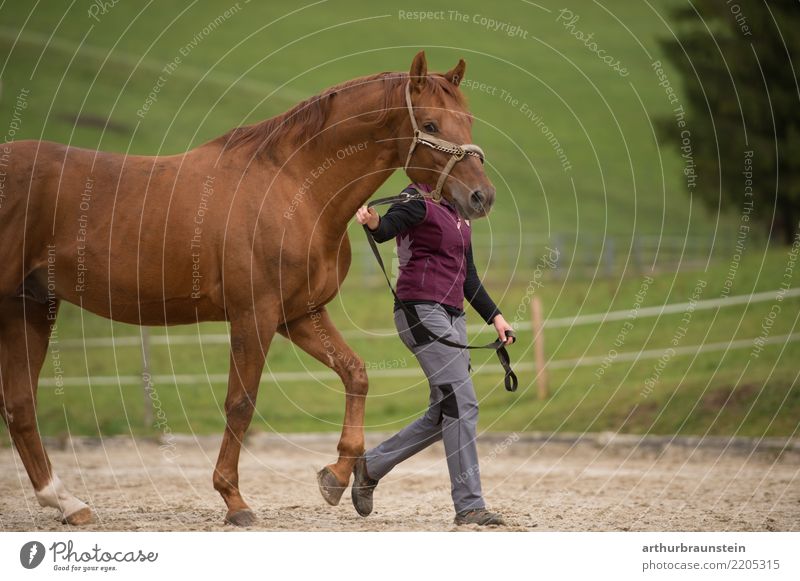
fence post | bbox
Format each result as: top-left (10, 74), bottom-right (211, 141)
top-left (361, 246), bottom-right (373, 288)
top-left (551, 234), bottom-right (563, 279)
top-left (141, 328), bottom-right (154, 428)
top-left (531, 296), bottom-right (548, 400)
top-left (603, 236), bottom-right (615, 278)
top-left (633, 235), bottom-right (642, 274)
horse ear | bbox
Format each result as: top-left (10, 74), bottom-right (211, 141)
top-left (444, 59), bottom-right (466, 87)
top-left (409, 51), bottom-right (428, 92)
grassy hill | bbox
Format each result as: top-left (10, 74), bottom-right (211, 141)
top-left (1, 0), bottom-right (796, 438)
top-left (1, 0), bottom-right (728, 238)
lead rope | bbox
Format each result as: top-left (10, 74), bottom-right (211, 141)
top-left (363, 188), bottom-right (518, 392)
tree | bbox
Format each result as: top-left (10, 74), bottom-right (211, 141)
top-left (656, 0), bottom-right (800, 245)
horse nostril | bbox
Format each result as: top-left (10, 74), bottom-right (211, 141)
top-left (470, 190), bottom-right (485, 209)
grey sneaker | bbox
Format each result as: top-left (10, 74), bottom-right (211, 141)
top-left (454, 508), bottom-right (506, 526)
top-left (351, 455), bottom-right (378, 517)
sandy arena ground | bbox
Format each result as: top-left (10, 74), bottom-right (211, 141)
top-left (1, 432), bottom-right (798, 531)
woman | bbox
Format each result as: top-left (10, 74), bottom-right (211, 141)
top-left (353, 182), bottom-right (515, 526)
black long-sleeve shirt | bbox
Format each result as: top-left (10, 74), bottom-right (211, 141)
top-left (369, 198), bottom-right (502, 324)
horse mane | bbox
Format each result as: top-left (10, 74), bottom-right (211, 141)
top-left (214, 71), bottom-right (468, 160)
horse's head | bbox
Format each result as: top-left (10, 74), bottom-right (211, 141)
top-left (400, 51), bottom-right (495, 220)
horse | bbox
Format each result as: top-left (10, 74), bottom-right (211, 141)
top-left (0, 51), bottom-right (496, 526)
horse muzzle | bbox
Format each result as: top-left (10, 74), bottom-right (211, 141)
top-left (451, 181), bottom-right (495, 219)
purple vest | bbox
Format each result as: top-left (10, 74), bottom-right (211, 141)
top-left (395, 186), bottom-right (471, 310)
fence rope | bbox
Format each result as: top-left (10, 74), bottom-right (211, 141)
top-left (40, 332), bottom-right (800, 387)
top-left (56, 287), bottom-right (800, 348)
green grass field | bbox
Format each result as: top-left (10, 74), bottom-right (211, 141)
top-left (1, 0), bottom-right (797, 438)
top-left (33, 247), bottom-right (800, 439)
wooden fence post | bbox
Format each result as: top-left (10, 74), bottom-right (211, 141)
top-left (532, 296), bottom-right (548, 400)
top-left (141, 328), bottom-right (154, 428)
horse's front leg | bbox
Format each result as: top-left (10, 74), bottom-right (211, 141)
top-left (279, 307), bottom-right (369, 505)
top-left (213, 309), bottom-right (277, 526)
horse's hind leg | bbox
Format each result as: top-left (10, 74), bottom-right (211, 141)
top-left (213, 309), bottom-right (277, 526)
top-left (0, 297), bottom-right (92, 525)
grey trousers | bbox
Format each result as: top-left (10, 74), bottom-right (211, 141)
top-left (365, 302), bottom-right (484, 513)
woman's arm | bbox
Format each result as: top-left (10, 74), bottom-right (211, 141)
top-left (357, 198), bottom-right (426, 243)
top-left (464, 243), bottom-right (515, 343)
top-left (463, 243), bottom-right (501, 323)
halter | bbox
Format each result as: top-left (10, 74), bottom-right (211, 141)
top-left (403, 80), bottom-right (486, 202)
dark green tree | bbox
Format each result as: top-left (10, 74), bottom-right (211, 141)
top-left (656, 0), bottom-right (800, 244)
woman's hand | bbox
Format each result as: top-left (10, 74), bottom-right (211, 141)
top-left (356, 206), bottom-right (380, 231)
top-left (492, 314), bottom-right (515, 345)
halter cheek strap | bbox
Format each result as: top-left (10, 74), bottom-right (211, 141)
top-left (403, 81), bottom-right (485, 202)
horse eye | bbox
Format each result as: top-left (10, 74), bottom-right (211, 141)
top-left (423, 122), bottom-right (438, 133)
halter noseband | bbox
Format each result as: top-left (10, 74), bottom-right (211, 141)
top-left (403, 80), bottom-right (485, 202)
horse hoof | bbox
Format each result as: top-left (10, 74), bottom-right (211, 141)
top-left (63, 507), bottom-right (94, 526)
top-left (224, 509), bottom-right (257, 527)
top-left (317, 466), bottom-right (346, 506)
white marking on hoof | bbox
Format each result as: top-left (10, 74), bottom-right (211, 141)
top-left (35, 474), bottom-right (89, 518)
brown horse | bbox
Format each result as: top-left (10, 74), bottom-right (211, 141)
top-left (0, 51), bottom-right (495, 526)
